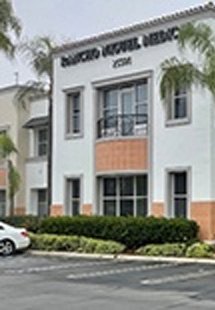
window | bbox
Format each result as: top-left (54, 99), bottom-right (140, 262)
top-left (36, 128), bottom-right (48, 156)
top-left (37, 189), bottom-right (48, 217)
top-left (0, 190), bottom-right (6, 217)
top-left (101, 175), bottom-right (148, 216)
top-left (97, 80), bottom-right (148, 138)
top-left (167, 86), bottom-right (189, 123)
top-left (169, 171), bottom-right (188, 218)
top-left (66, 91), bottom-right (82, 137)
top-left (66, 178), bottom-right (80, 215)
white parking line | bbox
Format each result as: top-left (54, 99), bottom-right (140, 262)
top-left (4, 260), bottom-right (116, 274)
top-left (141, 269), bottom-right (215, 285)
top-left (67, 263), bottom-right (177, 280)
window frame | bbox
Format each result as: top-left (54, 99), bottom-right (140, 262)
top-left (34, 126), bottom-right (48, 157)
top-left (64, 87), bottom-right (84, 139)
top-left (65, 176), bottom-right (82, 216)
top-left (98, 79), bottom-right (149, 138)
top-left (166, 167), bottom-right (191, 219)
top-left (99, 174), bottom-right (148, 217)
top-left (165, 86), bottom-right (191, 126)
top-left (37, 189), bottom-right (48, 217)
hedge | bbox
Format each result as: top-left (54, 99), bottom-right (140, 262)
top-left (1, 215), bottom-right (199, 250)
top-left (30, 233), bottom-right (125, 254)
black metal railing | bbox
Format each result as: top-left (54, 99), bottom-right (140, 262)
top-left (97, 114), bottom-right (148, 139)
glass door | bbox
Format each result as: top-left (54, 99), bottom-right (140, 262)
top-left (120, 88), bottom-right (133, 135)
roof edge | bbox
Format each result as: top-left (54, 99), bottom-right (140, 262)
top-left (0, 84), bottom-right (25, 94)
top-left (53, 2), bottom-right (215, 55)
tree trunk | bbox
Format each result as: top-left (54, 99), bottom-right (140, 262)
top-left (8, 160), bottom-right (14, 216)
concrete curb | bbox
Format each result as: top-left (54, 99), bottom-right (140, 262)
top-left (29, 250), bottom-right (215, 264)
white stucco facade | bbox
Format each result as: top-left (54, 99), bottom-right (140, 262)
top-left (52, 3), bottom-right (215, 240)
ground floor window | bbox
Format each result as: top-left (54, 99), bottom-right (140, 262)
top-left (65, 178), bottom-right (80, 215)
top-left (0, 190), bottom-right (6, 217)
top-left (99, 175), bottom-right (148, 216)
top-left (37, 189), bottom-right (48, 217)
top-left (169, 171), bottom-right (188, 218)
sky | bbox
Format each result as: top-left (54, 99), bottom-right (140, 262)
top-left (0, 0), bottom-right (207, 87)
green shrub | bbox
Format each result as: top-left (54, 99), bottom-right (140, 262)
top-left (186, 242), bottom-right (214, 258)
top-left (79, 237), bottom-right (99, 253)
top-left (94, 240), bottom-right (125, 254)
top-left (38, 216), bottom-right (198, 249)
top-left (0, 216), bottom-right (42, 233)
top-left (30, 233), bottom-right (125, 254)
top-left (136, 243), bottom-right (187, 257)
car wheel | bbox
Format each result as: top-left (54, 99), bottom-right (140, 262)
top-left (1, 240), bottom-right (15, 256)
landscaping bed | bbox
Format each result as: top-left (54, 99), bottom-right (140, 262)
top-left (3, 215), bottom-right (213, 258)
top-left (1, 215), bottom-right (199, 249)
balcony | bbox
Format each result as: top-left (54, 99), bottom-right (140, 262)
top-left (97, 114), bottom-right (148, 139)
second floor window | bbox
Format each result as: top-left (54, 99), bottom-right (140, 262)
top-left (66, 92), bottom-right (82, 137)
top-left (97, 79), bottom-right (148, 138)
top-left (37, 128), bottom-right (48, 156)
top-left (167, 86), bottom-right (189, 122)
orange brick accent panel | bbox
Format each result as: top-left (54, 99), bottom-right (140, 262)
top-left (151, 203), bottom-right (164, 217)
top-left (14, 207), bottom-right (25, 215)
top-left (0, 168), bottom-right (7, 187)
top-left (50, 204), bottom-right (63, 216)
top-left (191, 202), bottom-right (215, 240)
top-left (82, 204), bottom-right (93, 216)
top-left (96, 138), bottom-right (148, 172)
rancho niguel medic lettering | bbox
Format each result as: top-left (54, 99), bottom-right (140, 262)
top-left (61, 26), bottom-right (179, 68)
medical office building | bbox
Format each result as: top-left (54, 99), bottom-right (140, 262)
top-left (51, 3), bottom-right (215, 241)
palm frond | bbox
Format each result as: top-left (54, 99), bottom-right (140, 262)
top-left (178, 22), bottom-right (215, 56)
top-left (0, 0), bottom-right (21, 57)
top-left (160, 57), bottom-right (205, 100)
top-left (19, 36), bottom-right (56, 80)
top-left (0, 31), bottom-right (14, 57)
top-left (14, 80), bottom-right (48, 109)
top-left (202, 52), bottom-right (215, 96)
top-left (0, 134), bottom-right (17, 159)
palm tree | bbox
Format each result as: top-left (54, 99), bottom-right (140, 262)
top-left (160, 22), bottom-right (215, 101)
top-left (0, 0), bottom-right (21, 57)
top-left (17, 36), bottom-right (57, 212)
top-left (0, 134), bottom-right (21, 216)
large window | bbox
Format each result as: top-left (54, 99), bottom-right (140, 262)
top-left (66, 178), bottom-right (81, 215)
top-left (100, 175), bottom-right (148, 216)
top-left (66, 91), bottom-right (82, 137)
top-left (36, 127), bottom-right (48, 156)
top-left (37, 189), bottom-right (48, 217)
top-left (169, 171), bottom-right (188, 218)
top-left (97, 79), bottom-right (148, 138)
top-left (167, 86), bottom-right (190, 123)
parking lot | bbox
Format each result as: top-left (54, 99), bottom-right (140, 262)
top-left (1, 253), bottom-right (215, 310)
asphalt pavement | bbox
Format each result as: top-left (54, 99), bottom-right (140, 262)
top-left (1, 252), bottom-right (215, 310)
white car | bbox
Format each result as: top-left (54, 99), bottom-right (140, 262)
top-left (0, 221), bottom-right (30, 256)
